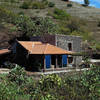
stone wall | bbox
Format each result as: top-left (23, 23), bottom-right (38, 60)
top-left (30, 34), bottom-right (82, 67)
top-left (55, 34), bottom-right (82, 67)
top-left (55, 34), bottom-right (82, 52)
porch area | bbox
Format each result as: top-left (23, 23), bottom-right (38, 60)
top-left (44, 54), bottom-right (68, 71)
top-left (27, 54), bottom-right (69, 72)
top-left (17, 41), bottom-right (73, 72)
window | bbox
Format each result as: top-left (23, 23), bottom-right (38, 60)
top-left (68, 42), bottom-right (72, 51)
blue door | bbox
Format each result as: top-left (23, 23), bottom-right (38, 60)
top-left (45, 55), bottom-right (51, 69)
top-left (62, 55), bottom-right (67, 67)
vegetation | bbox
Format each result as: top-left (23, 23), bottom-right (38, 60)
top-left (0, 65), bottom-right (100, 100)
top-left (48, 8), bottom-right (92, 40)
top-left (0, 0), bottom-right (99, 99)
top-left (0, 0), bottom-right (99, 51)
top-left (0, 6), bottom-right (58, 37)
top-left (48, 2), bottom-right (55, 7)
top-left (0, 0), bottom-right (19, 3)
top-left (20, 0), bottom-right (55, 9)
top-left (20, 1), bottom-right (31, 9)
top-left (32, 1), bottom-right (46, 9)
top-left (67, 3), bottom-right (73, 7)
top-left (84, 0), bottom-right (90, 6)
top-left (48, 8), bottom-right (71, 20)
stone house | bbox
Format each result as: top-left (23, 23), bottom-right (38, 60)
top-left (30, 34), bottom-right (82, 67)
top-left (12, 41), bottom-right (73, 71)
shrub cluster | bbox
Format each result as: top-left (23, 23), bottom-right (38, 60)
top-left (0, 6), bottom-right (93, 48)
top-left (0, 0), bottom-right (19, 3)
top-left (20, 0), bottom-right (55, 9)
top-left (84, 0), bottom-right (90, 6)
top-left (48, 8), bottom-right (89, 36)
top-left (52, 8), bottom-right (70, 20)
top-left (48, 2), bottom-right (55, 7)
top-left (0, 7), bottom-right (58, 37)
top-left (0, 65), bottom-right (100, 100)
top-left (20, 1), bottom-right (31, 9)
top-left (67, 3), bottom-right (72, 7)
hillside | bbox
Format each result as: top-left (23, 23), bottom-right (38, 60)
top-left (0, 0), bottom-right (100, 50)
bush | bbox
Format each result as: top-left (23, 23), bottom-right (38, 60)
top-left (20, 1), bottom-right (30, 9)
top-left (48, 2), bottom-right (55, 7)
top-left (84, 0), bottom-right (90, 6)
top-left (0, 65), bottom-right (100, 99)
top-left (52, 8), bottom-right (70, 20)
top-left (7, 65), bottom-right (27, 85)
top-left (0, 82), bottom-right (18, 100)
top-left (0, 7), bottom-right (15, 23)
top-left (27, 17), bottom-right (58, 36)
top-left (67, 3), bottom-right (72, 7)
top-left (42, 0), bottom-right (48, 5)
top-left (67, 20), bottom-right (80, 32)
top-left (39, 74), bottom-right (62, 91)
top-left (98, 21), bottom-right (100, 27)
top-left (32, 1), bottom-right (46, 9)
top-left (1, 0), bottom-right (19, 3)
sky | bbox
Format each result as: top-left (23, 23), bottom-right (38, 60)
top-left (70, 0), bottom-right (100, 8)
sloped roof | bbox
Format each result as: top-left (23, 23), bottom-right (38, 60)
top-left (0, 49), bottom-right (11, 55)
top-left (18, 41), bottom-right (73, 54)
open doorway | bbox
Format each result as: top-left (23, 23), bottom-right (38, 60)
top-left (57, 55), bottom-right (62, 68)
top-left (51, 55), bottom-right (56, 68)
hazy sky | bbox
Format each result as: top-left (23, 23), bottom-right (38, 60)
top-left (70, 0), bottom-right (100, 8)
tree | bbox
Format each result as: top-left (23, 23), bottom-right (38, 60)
top-left (84, 0), bottom-right (90, 6)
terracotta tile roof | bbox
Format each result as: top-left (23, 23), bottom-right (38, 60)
top-left (0, 49), bottom-right (11, 55)
top-left (18, 41), bottom-right (73, 54)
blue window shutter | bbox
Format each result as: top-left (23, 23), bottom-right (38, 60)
top-left (62, 55), bottom-right (67, 67)
top-left (45, 55), bottom-right (51, 69)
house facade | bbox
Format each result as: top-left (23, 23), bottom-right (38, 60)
top-left (12, 41), bottom-right (73, 72)
top-left (30, 34), bottom-right (82, 67)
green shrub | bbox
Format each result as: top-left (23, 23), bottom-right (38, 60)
top-left (20, 1), bottom-right (30, 9)
top-left (98, 21), bottom-right (100, 27)
top-left (32, 1), bottom-right (46, 9)
top-left (0, 82), bottom-right (18, 100)
top-left (25, 17), bottom-right (58, 36)
top-left (52, 8), bottom-right (70, 20)
top-left (95, 43), bottom-right (100, 51)
top-left (0, 7), bottom-right (15, 23)
top-left (39, 74), bottom-right (62, 91)
top-left (18, 11), bottom-right (24, 16)
top-left (10, 0), bottom-right (18, 3)
top-left (7, 65), bottom-right (27, 85)
top-left (48, 2), bottom-right (55, 7)
top-left (84, 0), bottom-right (90, 6)
top-left (67, 3), bottom-right (72, 7)
top-left (0, 65), bottom-right (100, 100)
top-left (67, 20), bottom-right (80, 32)
top-left (1, 0), bottom-right (19, 3)
top-left (42, 0), bottom-right (48, 5)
